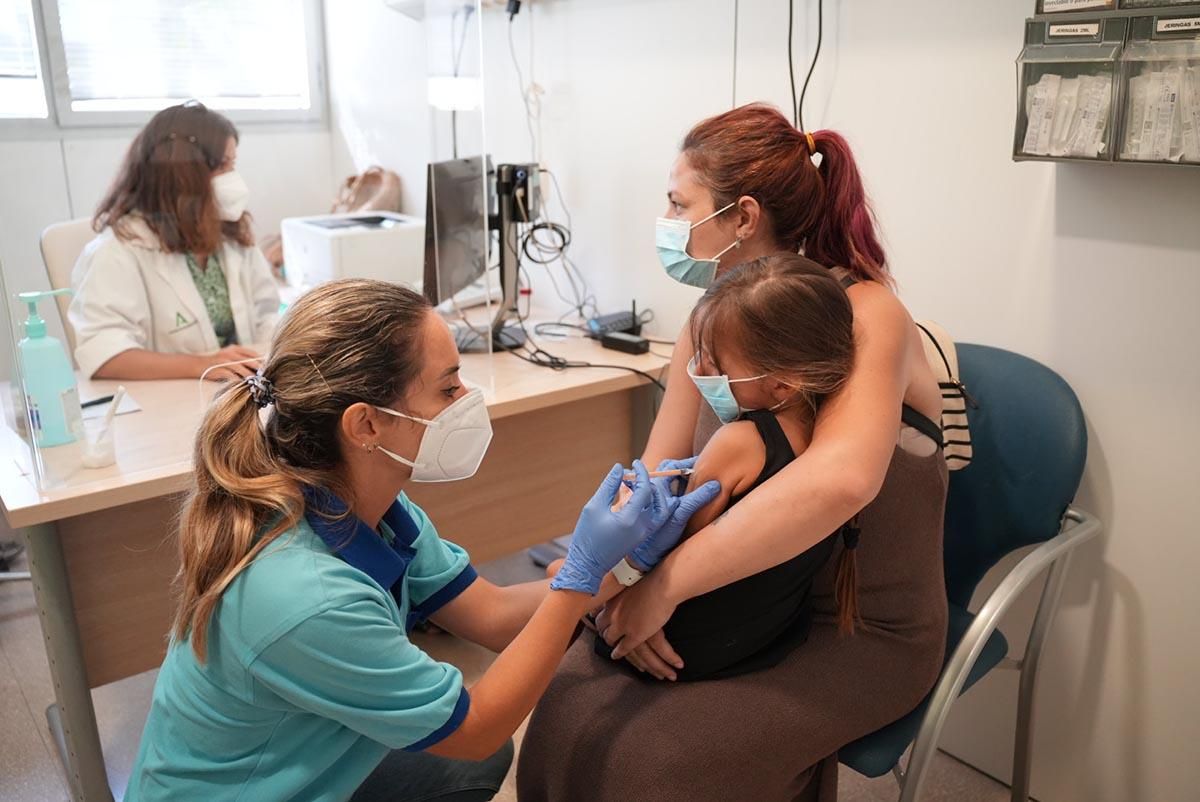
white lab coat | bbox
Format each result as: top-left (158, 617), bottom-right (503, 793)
top-left (69, 217), bottom-right (281, 378)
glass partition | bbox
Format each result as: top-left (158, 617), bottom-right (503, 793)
top-left (0, 257), bottom-right (39, 496)
top-left (425, 0), bottom-right (497, 373)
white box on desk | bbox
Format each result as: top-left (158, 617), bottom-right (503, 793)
top-left (280, 211), bottom-right (425, 290)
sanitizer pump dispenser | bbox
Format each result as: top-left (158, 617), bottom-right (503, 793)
top-left (17, 289), bottom-right (82, 447)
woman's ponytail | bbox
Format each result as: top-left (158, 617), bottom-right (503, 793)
top-left (835, 549), bottom-right (861, 636)
top-left (173, 379), bottom-right (306, 661)
top-left (806, 130), bottom-right (890, 287)
top-left (171, 278), bottom-right (432, 662)
top-left (680, 104), bottom-right (890, 286)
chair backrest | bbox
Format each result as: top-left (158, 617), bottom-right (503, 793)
top-left (943, 344), bottom-right (1087, 608)
top-left (39, 218), bottom-right (96, 355)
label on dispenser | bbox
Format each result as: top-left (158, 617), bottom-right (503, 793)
top-left (1049, 23), bottom-right (1100, 37)
top-left (1041, 0), bottom-right (1111, 12)
top-left (1157, 18), bottom-right (1200, 34)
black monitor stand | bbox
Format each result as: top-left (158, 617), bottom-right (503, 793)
top-left (474, 163), bottom-right (538, 352)
top-left (450, 163), bottom-right (538, 353)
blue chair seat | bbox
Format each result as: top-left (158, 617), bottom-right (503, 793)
top-left (839, 603), bottom-right (1010, 778)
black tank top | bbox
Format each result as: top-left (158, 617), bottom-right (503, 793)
top-left (595, 410), bottom-right (839, 681)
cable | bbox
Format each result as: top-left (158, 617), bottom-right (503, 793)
top-left (649, 347), bottom-right (674, 360)
top-left (797, 0), bottom-right (824, 133)
top-left (519, 167), bottom-right (597, 321)
top-left (449, 5), bottom-right (475, 159)
top-left (507, 14), bottom-right (540, 165)
top-left (787, 0), bottom-right (798, 127)
top-left (731, 0), bottom-right (740, 108)
top-left (533, 321), bottom-right (588, 337)
top-left (506, 307), bottom-right (667, 392)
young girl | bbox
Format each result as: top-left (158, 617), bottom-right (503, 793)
top-left (599, 254), bottom-right (858, 681)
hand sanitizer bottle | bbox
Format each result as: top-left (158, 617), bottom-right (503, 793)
top-left (17, 289), bottom-right (82, 447)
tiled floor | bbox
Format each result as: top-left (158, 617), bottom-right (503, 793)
top-left (1, 547), bottom-right (1014, 802)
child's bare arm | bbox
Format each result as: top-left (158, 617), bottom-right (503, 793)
top-left (682, 421), bottom-right (764, 536)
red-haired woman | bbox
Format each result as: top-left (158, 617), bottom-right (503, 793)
top-left (518, 103), bottom-right (949, 801)
top-left (69, 101), bottom-right (280, 381)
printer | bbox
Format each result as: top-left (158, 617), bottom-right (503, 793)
top-left (279, 211), bottom-right (425, 290)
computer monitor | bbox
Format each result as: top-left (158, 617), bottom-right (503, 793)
top-left (424, 156), bottom-right (539, 351)
top-left (423, 156), bottom-right (491, 307)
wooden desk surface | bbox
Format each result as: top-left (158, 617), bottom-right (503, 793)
top-left (0, 331), bottom-right (670, 529)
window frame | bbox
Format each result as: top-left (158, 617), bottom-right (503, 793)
top-left (1, 0), bottom-right (327, 133)
top-left (0, 0), bottom-right (57, 134)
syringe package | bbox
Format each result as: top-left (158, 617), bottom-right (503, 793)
top-left (1117, 14), bottom-right (1200, 163)
top-left (1015, 18), bottom-right (1127, 161)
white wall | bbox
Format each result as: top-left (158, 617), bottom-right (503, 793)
top-left (324, 0), bottom-right (432, 214)
top-left (477, 1), bottom-right (1200, 801)
top-left (479, 0), bottom-right (738, 329)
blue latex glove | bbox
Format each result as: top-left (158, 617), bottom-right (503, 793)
top-left (649, 456), bottom-right (699, 498)
top-left (551, 461), bottom-right (675, 595)
top-left (629, 476), bottom-right (721, 571)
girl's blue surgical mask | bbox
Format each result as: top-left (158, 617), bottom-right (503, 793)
top-left (656, 202), bottom-right (741, 289)
top-left (687, 355), bottom-right (768, 424)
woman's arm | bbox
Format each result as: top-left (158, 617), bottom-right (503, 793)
top-left (425, 589), bottom-right (591, 761)
top-left (245, 245), bottom-right (283, 339)
top-left (663, 285), bottom-right (909, 592)
top-left (93, 345), bottom-right (260, 381)
top-left (603, 285), bottom-right (915, 657)
top-left (431, 568), bottom-right (628, 653)
top-left (430, 578), bottom-right (550, 653)
top-left (640, 323), bottom-right (701, 469)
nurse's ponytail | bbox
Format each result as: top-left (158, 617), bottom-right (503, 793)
top-left (174, 279), bottom-right (430, 661)
top-left (681, 103), bottom-right (890, 286)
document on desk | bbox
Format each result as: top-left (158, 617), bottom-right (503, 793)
top-left (80, 393), bottom-right (142, 421)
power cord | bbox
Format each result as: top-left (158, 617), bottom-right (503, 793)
top-left (515, 167), bottom-right (597, 321)
top-left (507, 9), bottom-right (541, 165)
top-left (798, 0), bottom-right (824, 133)
top-left (533, 321), bottom-right (588, 337)
top-left (506, 298), bottom-right (667, 392)
top-left (449, 5), bottom-right (475, 159)
top-left (788, 0), bottom-right (798, 127)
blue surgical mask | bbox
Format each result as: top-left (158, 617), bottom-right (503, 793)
top-left (656, 202), bottom-right (741, 288)
top-left (687, 355), bottom-right (767, 424)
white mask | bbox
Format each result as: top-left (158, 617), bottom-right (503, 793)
top-left (211, 170), bottom-right (249, 221)
top-left (373, 388), bottom-right (493, 482)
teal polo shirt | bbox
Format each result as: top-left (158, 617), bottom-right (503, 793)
top-left (125, 489), bottom-right (478, 802)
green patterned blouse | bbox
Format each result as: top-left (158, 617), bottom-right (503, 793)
top-left (185, 252), bottom-right (237, 347)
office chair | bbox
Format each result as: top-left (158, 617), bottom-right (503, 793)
top-left (39, 217), bottom-right (94, 357)
top-left (839, 344), bottom-right (1101, 802)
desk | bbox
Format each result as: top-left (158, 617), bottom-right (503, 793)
top-left (0, 333), bottom-right (668, 802)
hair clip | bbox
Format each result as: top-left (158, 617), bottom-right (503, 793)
top-left (244, 373), bottom-right (277, 409)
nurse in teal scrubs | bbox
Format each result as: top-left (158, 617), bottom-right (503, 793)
top-left (124, 278), bottom-right (719, 802)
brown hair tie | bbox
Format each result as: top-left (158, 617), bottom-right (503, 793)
top-left (804, 131), bottom-right (817, 155)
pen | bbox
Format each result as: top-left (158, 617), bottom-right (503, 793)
top-left (81, 394), bottom-right (115, 409)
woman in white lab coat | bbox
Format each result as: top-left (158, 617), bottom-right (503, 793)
top-left (69, 101), bottom-right (281, 381)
